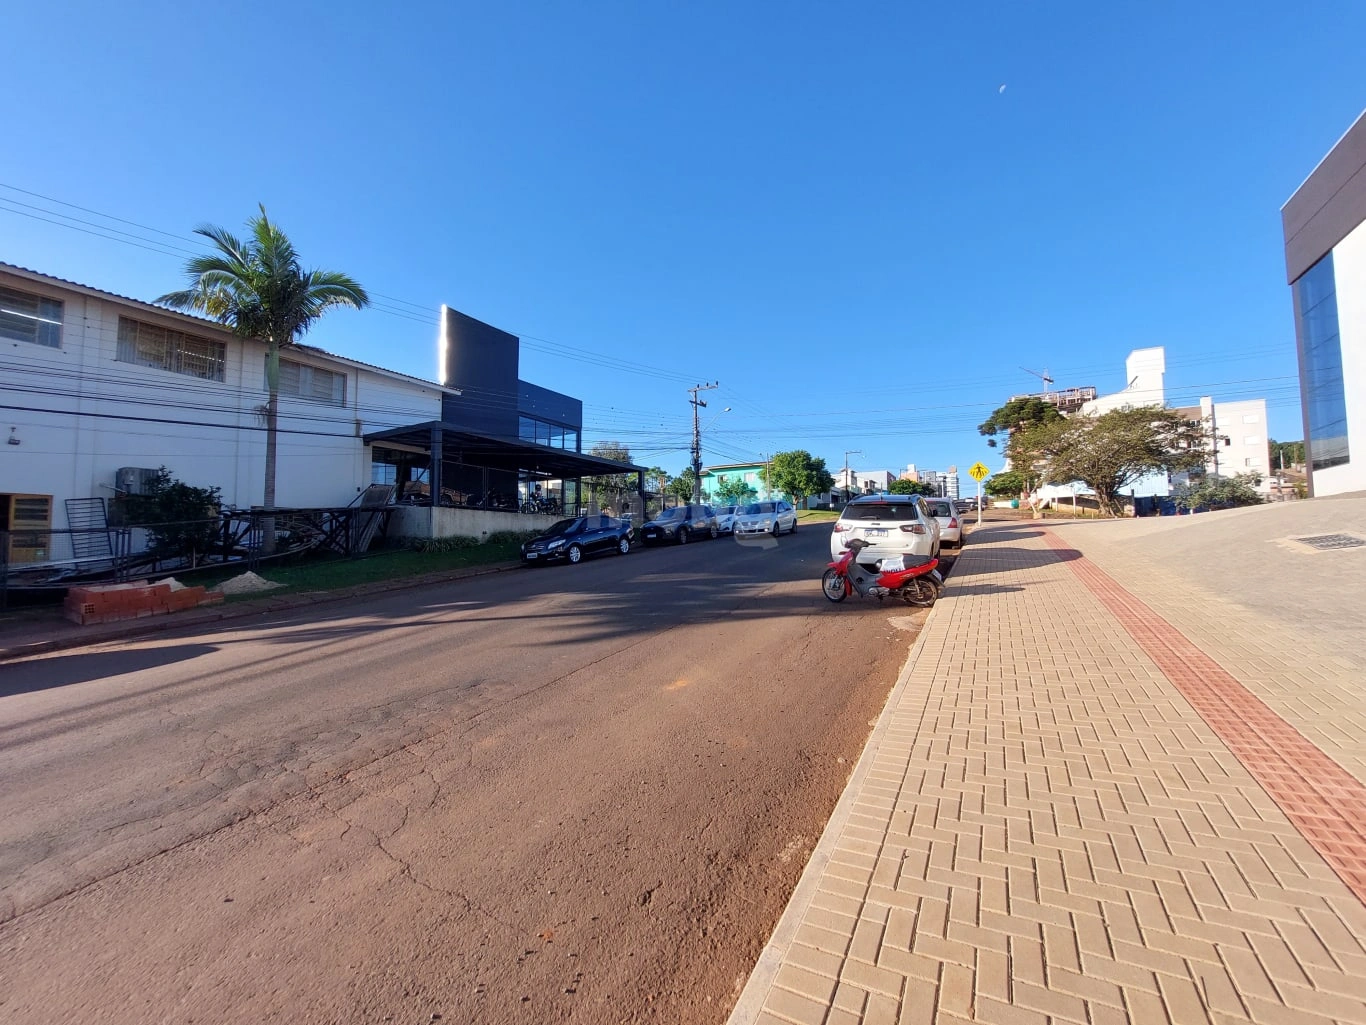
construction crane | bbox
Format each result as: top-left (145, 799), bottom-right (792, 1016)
top-left (1020, 367), bottom-right (1054, 390)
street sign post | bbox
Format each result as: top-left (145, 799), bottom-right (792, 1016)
top-left (968, 462), bottom-right (990, 527)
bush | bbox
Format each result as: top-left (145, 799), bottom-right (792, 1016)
top-left (1171, 472), bottom-right (1265, 512)
top-left (483, 529), bottom-right (542, 546)
top-left (120, 466), bottom-right (222, 560)
top-left (403, 535), bottom-right (480, 553)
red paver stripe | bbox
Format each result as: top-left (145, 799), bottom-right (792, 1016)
top-left (1042, 530), bottom-right (1366, 905)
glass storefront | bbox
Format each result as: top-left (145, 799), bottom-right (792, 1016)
top-left (1296, 254), bottom-right (1350, 472)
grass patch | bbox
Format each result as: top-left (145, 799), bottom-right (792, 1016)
top-left (205, 542), bottom-right (523, 600)
top-left (797, 509), bottom-right (839, 523)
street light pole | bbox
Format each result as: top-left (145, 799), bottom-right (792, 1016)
top-left (843, 450), bottom-right (861, 502)
top-left (689, 382), bottom-right (719, 503)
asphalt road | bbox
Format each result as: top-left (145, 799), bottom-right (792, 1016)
top-left (0, 525), bottom-right (935, 1025)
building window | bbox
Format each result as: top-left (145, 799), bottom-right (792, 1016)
top-left (518, 415), bottom-right (577, 450)
top-left (1242, 413), bottom-right (1260, 424)
top-left (1295, 253), bottom-right (1348, 471)
top-left (1243, 436), bottom-right (1260, 447)
top-left (0, 285), bottom-right (63, 348)
top-left (271, 357), bottom-right (346, 405)
top-left (117, 317), bottom-right (226, 381)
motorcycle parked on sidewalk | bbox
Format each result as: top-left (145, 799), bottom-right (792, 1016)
top-left (822, 538), bottom-right (942, 607)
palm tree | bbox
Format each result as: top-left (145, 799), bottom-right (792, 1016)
top-left (158, 206), bottom-right (368, 549)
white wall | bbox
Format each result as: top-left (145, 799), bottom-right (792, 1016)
top-left (0, 272), bottom-right (443, 527)
top-left (1312, 219), bottom-right (1366, 496)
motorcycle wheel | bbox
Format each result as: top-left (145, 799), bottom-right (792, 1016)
top-left (900, 578), bottom-right (939, 608)
top-left (821, 569), bottom-right (848, 603)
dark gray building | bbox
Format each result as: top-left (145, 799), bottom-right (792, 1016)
top-left (366, 306), bottom-right (641, 509)
top-left (1282, 110), bottom-right (1366, 496)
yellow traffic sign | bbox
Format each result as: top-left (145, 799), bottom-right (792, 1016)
top-left (968, 462), bottom-right (990, 482)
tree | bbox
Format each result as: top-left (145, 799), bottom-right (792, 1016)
top-left (977, 397), bottom-right (1063, 449)
top-left (158, 206), bottom-right (368, 551)
top-left (762, 450), bottom-right (835, 507)
top-left (1268, 438), bottom-right (1305, 469)
top-left (643, 465), bottom-right (669, 496)
top-left (122, 466), bottom-right (223, 564)
top-left (889, 478), bottom-right (935, 496)
top-left (1171, 472), bottom-right (1265, 512)
top-left (714, 474), bottom-right (757, 505)
top-left (1009, 405), bottom-right (1206, 517)
top-left (665, 467), bottom-right (697, 500)
top-left (983, 470), bottom-right (1026, 497)
top-left (585, 441), bottom-right (637, 495)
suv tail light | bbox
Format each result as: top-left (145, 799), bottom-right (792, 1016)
top-left (899, 523), bottom-right (927, 534)
top-left (948, 517), bottom-right (958, 528)
top-left (832, 522), bottom-right (846, 532)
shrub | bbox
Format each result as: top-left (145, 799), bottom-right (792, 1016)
top-left (404, 535), bottom-right (480, 553)
top-left (484, 529), bottom-right (541, 546)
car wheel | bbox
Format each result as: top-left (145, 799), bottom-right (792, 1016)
top-left (710, 524), bottom-right (719, 539)
top-left (790, 518), bottom-right (797, 533)
top-left (771, 520), bottom-right (780, 536)
top-left (617, 536), bottom-right (630, 555)
top-left (678, 527), bottom-right (690, 545)
top-left (566, 544), bottom-right (583, 564)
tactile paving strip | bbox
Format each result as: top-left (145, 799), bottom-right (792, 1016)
top-left (1044, 529), bottom-right (1366, 905)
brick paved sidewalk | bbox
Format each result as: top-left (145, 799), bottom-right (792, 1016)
top-left (729, 520), bottom-right (1366, 1025)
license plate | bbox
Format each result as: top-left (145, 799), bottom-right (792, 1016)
top-left (865, 528), bottom-right (888, 537)
top-left (526, 553), bottom-right (538, 559)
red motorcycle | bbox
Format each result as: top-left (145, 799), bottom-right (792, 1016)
top-left (822, 538), bottom-right (941, 607)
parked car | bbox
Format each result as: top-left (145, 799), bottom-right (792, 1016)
top-left (639, 504), bottom-right (719, 545)
top-left (714, 505), bottom-right (741, 535)
top-left (829, 494), bottom-right (940, 568)
top-left (521, 515), bottom-right (633, 565)
top-left (924, 498), bottom-right (964, 547)
top-left (734, 499), bottom-right (798, 537)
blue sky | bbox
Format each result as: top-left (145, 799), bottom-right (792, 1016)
top-left (3, 1), bottom-right (1363, 482)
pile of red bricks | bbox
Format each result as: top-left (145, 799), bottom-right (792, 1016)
top-left (63, 581), bottom-right (225, 626)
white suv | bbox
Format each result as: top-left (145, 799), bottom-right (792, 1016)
top-left (830, 494), bottom-right (940, 567)
top-left (734, 500), bottom-right (797, 537)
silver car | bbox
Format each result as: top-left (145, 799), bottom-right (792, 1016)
top-left (924, 498), bottom-right (964, 548)
top-left (735, 500), bottom-right (797, 537)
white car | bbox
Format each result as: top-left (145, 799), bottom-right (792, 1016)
top-left (734, 500), bottom-right (797, 537)
top-left (830, 494), bottom-right (940, 568)
top-left (924, 498), bottom-right (964, 547)
top-left (714, 505), bottom-right (741, 535)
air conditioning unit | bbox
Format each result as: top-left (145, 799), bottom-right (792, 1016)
top-left (116, 467), bottom-right (160, 495)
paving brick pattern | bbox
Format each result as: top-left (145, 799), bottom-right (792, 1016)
top-left (738, 523), bottom-right (1366, 1025)
top-left (1042, 529), bottom-right (1366, 906)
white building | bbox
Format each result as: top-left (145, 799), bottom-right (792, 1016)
top-left (1282, 109), bottom-right (1366, 496)
top-left (837, 468), bottom-right (894, 494)
top-left (1175, 397), bottom-right (1273, 493)
top-left (0, 263), bottom-right (451, 541)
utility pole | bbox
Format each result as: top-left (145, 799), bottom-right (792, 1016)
top-left (689, 382), bottom-right (718, 503)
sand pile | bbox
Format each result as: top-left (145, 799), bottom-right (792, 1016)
top-left (213, 571), bottom-right (284, 595)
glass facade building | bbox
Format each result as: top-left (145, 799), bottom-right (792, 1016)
top-left (1295, 254), bottom-right (1350, 472)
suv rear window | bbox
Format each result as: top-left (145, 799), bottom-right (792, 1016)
top-left (842, 502), bottom-right (918, 522)
top-left (926, 501), bottom-right (954, 517)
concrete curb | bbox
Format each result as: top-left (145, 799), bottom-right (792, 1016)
top-left (0, 560), bottom-right (524, 663)
top-left (724, 571), bottom-right (948, 1024)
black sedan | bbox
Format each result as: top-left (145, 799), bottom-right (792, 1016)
top-left (520, 515), bottom-right (633, 566)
